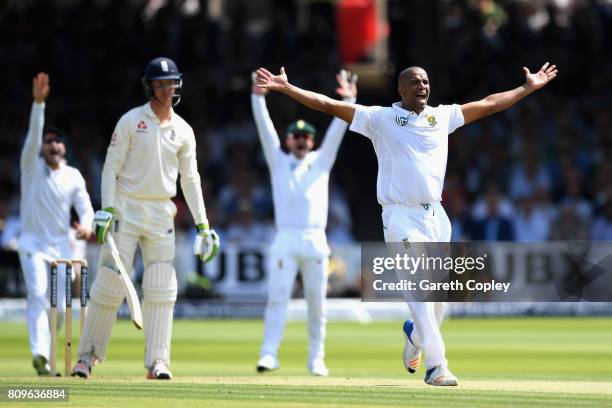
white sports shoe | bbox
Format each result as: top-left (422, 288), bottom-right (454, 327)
top-left (256, 354), bottom-right (279, 373)
top-left (147, 359), bottom-right (172, 380)
top-left (402, 319), bottom-right (421, 374)
top-left (424, 365), bottom-right (459, 386)
top-left (308, 360), bottom-right (329, 377)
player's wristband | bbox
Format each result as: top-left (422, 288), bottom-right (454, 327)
top-left (196, 223), bottom-right (209, 233)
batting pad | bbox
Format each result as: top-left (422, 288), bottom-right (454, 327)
top-left (77, 266), bottom-right (124, 361)
top-left (143, 263), bottom-right (177, 368)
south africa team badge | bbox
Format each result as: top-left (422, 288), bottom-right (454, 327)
top-left (427, 115), bottom-right (437, 127)
top-left (402, 238), bottom-right (411, 249)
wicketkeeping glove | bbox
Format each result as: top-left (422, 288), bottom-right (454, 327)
top-left (194, 223), bottom-right (220, 263)
top-left (93, 208), bottom-right (114, 244)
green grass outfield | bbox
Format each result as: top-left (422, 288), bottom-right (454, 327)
top-left (0, 317), bottom-right (611, 407)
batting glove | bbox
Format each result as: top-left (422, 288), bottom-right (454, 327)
top-left (93, 208), bottom-right (114, 245)
top-left (194, 223), bottom-right (220, 263)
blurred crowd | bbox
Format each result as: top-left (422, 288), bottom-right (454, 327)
top-left (0, 0), bottom-right (611, 248)
top-left (438, 0), bottom-right (612, 242)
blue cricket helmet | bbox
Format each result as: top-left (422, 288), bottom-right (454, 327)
top-left (142, 57), bottom-right (183, 106)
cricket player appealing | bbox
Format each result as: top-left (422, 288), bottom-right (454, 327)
top-left (251, 70), bottom-right (357, 376)
top-left (255, 62), bottom-right (557, 385)
top-left (72, 57), bottom-right (219, 379)
top-left (19, 72), bottom-right (94, 375)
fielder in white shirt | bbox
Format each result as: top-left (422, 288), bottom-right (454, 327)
top-left (18, 72), bottom-right (94, 376)
top-left (255, 62), bottom-right (558, 386)
top-left (72, 57), bottom-right (219, 380)
top-left (251, 71), bottom-right (357, 377)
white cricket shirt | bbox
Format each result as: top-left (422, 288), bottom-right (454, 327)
top-left (19, 102), bottom-right (94, 246)
top-left (349, 102), bottom-right (464, 206)
top-left (101, 103), bottom-right (207, 225)
top-left (251, 95), bottom-right (349, 230)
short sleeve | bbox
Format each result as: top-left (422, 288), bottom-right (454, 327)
top-left (446, 104), bottom-right (465, 134)
top-left (349, 105), bottom-right (384, 140)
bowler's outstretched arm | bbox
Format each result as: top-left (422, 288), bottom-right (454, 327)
top-left (255, 67), bottom-right (357, 124)
top-left (460, 62), bottom-right (558, 125)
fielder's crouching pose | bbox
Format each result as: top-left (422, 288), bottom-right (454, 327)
top-left (255, 62), bottom-right (557, 385)
top-left (72, 57), bottom-right (219, 380)
top-left (19, 72), bottom-right (94, 376)
top-left (251, 70), bottom-right (357, 376)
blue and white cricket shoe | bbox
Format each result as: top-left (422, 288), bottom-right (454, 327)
top-left (402, 319), bottom-right (421, 374)
top-left (424, 365), bottom-right (459, 386)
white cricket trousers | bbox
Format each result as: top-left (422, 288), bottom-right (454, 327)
top-left (382, 202), bottom-right (451, 370)
top-left (18, 233), bottom-right (73, 360)
top-left (260, 228), bottom-right (330, 365)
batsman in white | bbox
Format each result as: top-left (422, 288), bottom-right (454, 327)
top-left (251, 70), bottom-right (357, 377)
top-left (256, 62), bottom-right (557, 385)
top-left (18, 72), bottom-right (94, 376)
top-left (72, 57), bottom-right (219, 380)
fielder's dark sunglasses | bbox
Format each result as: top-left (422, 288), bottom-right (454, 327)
top-left (290, 132), bottom-right (314, 140)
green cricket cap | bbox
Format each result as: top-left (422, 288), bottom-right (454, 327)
top-left (286, 120), bottom-right (317, 138)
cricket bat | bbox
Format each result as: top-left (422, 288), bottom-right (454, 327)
top-left (107, 234), bottom-right (143, 330)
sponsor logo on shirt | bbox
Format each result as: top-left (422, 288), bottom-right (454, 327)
top-left (427, 115), bottom-right (437, 127)
top-left (170, 129), bottom-right (176, 141)
top-left (137, 120), bottom-right (148, 133)
top-left (395, 115), bottom-right (408, 126)
top-left (110, 132), bottom-right (117, 145)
